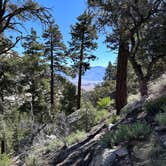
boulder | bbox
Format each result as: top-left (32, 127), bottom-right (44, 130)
top-left (115, 147), bottom-right (128, 157)
top-left (89, 149), bottom-right (117, 166)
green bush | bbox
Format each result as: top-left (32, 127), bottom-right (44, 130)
top-left (149, 138), bottom-right (166, 166)
top-left (97, 97), bottom-right (112, 109)
top-left (145, 96), bottom-right (166, 113)
top-left (101, 121), bottom-right (152, 147)
top-left (65, 130), bottom-right (86, 145)
top-left (25, 155), bottom-right (38, 166)
top-left (95, 109), bottom-right (110, 123)
top-left (0, 154), bottom-right (11, 166)
top-left (155, 112), bottom-right (166, 126)
top-left (46, 139), bottom-right (64, 153)
top-left (106, 114), bottom-right (119, 124)
top-left (75, 102), bottom-right (110, 131)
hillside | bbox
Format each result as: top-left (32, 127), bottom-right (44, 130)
top-left (1, 1), bottom-right (166, 166)
top-left (11, 74), bottom-right (166, 166)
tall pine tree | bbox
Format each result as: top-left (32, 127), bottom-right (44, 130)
top-left (43, 21), bottom-right (66, 111)
top-left (88, 0), bottom-right (164, 114)
top-left (22, 28), bottom-right (49, 124)
top-left (69, 11), bottom-right (97, 109)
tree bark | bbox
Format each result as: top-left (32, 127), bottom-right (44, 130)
top-left (50, 32), bottom-right (54, 110)
top-left (1, 139), bottom-right (5, 154)
top-left (139, 79), bottom-right (148, 97)
top-left (116, 41), bottom-right (129, 115)
top-left (77, 54), bottom-right (83, 110)
top-left (77, 28), bottom-right (85, 110)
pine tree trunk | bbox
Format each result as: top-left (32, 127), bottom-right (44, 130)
top-left (77, 58), bottom-right (83, 110)
top-left (1, 139), bottom-right (5, 154)
top-left (116, 41), bottom-right (129, 115)
top-left (139, 79), bottom-right (148, 97)
top-left (77, 29), bottom-right (84, 110)
top-left (50, 32), bottom-right (54, 110)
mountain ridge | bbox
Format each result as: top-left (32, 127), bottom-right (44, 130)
top-left (70, 66), bottom-right (106, 90)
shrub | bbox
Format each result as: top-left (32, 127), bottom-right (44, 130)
top-left (101, 121), bottom-right (152, 147)
top-left (155, 112), bottom-right (166, 126)
top-left (25, 155), bottom-right (38, 166)
top-left (75, 102), bottom-right (98, 131)
top-left (0, 154), bottom-right (11, 166)
top-left (65, 130), bottom-right (86, 145)
top-left (97, 97), bottom-right (112, 109)
top-left (149, 138), bottom-right (166, 166)
top-left (145, 96), bottom-right (166, 113)
top-left (75, 102), bottom-right (110, 131)
top-left (106, 114), bottom-right (119, 125)
top-left (46, 139), bottom-right (64, 152)
top-left (95, 109), bottom-right (110, 123)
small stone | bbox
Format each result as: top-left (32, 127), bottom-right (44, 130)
top-left (115, 147), bottom-right (128, 157)
top-left (108, 123), bottom-right (114, 131)
top-left (89, 149), bottom-right (117, 166)
top-left (160, 135), bottom-right (166, 148)
top-left (137, 112), bottom-right (147, 119)
top-left (155, 126), bottom-right (166, 132)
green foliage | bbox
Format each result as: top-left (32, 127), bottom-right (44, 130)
top-left (97, 97), bottom-right (112, 109)
top-left (148, 138), bottom-right (166, 166)
top-left (145, 96), bottom-right (166, 113)
top-left (60, 80), bottom-right (77, 115)
top-left (25, 155), bottom-right (38, 166)
top-left (0, 154), bottom-right (11, 166)
top-left (155, 112), bottom-right (166, 126)
top-left (69, 11), bottom-right (98, 72)
top-left (95, 109), bottom-right (110, 123)
top-left (42, 139), bottom-right (64, 154)
top-left (86, 80), bottom-right (115, 106)
top-left (75, 102), bottom-right (97, 131)
top-left (43, 21), bottom-right (66, 69)
top-left (101, 121), bottom-right (152, 147)
top-left (103, 61), bottom-right (116, 81)
top-left (65, 130), bottom-right (86, 145)
top-left (73, 102), bottom-right (110, 132)
top-left (106, 114), bottom-right (119, 124)
top-left (21, 28), bottom-right (50, 122)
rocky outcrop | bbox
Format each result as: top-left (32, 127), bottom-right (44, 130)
top-left (49, 123), bottom-right (106, 166)
top-left (90, 147), bottom-right (128, 166)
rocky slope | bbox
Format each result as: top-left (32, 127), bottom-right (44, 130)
top-left (11, 74), bottom-right (166, 166)
top-left (46, 74), bottom-right (166, 166)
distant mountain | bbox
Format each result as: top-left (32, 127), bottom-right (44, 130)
top-left (82, 66), bottom-right (106, 81)
top-left (70, 66), bottom-right (106, 91)
top-left (59, 66), bottom-right (106, 90)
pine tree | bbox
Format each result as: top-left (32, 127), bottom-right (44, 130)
top-left (0, 0), bottom-right (50, 55)
top-left (69, 11), bottom-right (98, 109)
top-left (88, 0), bottom-right (164, 114)
top-left (43, 21), bottom-right (66, 111)
top-left (22, 28), bottom-right (49, 124)
top-left (104, 61), bottom-right (116, 81)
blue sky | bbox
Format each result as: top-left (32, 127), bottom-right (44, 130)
top-left (14, 0), bottom-right (117, 67)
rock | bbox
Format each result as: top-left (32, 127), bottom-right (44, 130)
top-left (4, 95), bottom-right (16, 102)
top-left (159, 135), bottom-right (166, 148)
top-left (115, 147), bottom-right (128, 157)
top-left (155, 126), bottom-right (166, 132)
top-left (90, 147), bottom-right (128, 166)
top-left (67, 109), bottom-right (83, 124)
top-left (132, 141), bottom-right (153, 162)
top-left (137, 111), bottom-right (147, 119)
top-left (90, 149), bottom-right (117, 166)
top-left (108, 123), bottom-right (114, 131)
top-left (46, 135), bottom-right (57, 140)
top-left (120, 98), bottom-right (145, 119)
